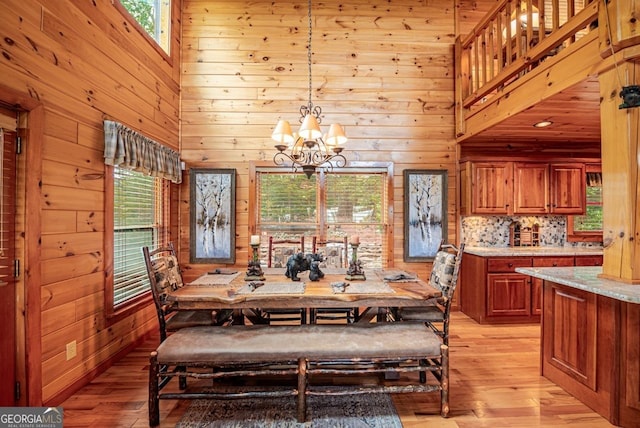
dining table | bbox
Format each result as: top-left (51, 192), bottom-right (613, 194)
top-left (169, 268), bottom-right (441, 324)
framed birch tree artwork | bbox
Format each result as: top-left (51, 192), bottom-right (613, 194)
top-left (190, 168), bottom-right (236, 263)
top-left (403, 169), bottom-right (447, 261)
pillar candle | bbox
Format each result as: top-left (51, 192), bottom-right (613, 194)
top-left (250, 235), bottom-right (260, 245)
top-left (351, 235), bottom-right (360, 245)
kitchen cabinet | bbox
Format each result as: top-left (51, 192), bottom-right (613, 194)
top-left (460, 162), bottom-right (512, 215)
top-left (528, 269), bottom-right (640, 427)
top-left (461, 161), bottom-right (586, 215)
top-left (513, 163), bottom-right (585, 214)
top-left (541, 281), bottom-right (619, 424)
top-left (513, 162), bottom-right (549, 214)
top-left (549, 163), bottom-right (585, 214)
top-left (460, 253), bottom-right (601, 324)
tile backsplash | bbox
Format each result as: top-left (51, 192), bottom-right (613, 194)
top-left (461, 216), bottom-right (603, 248)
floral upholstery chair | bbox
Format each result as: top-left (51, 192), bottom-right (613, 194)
top-left (143, 243), bottom-right (230, 342)
top-left (398, 243), bottom-right (464, 346)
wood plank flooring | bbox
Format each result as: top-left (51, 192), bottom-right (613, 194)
top-left (60, 312), bottom-right (615, 427)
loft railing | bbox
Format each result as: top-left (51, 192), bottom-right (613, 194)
top-left (456, 0), bottom-right (599, 111)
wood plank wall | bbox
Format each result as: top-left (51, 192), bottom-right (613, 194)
top-left (0, 0), bottom-right (182, 404)
top-left (0, 0), bottom-right (498, 405)
top-left (178, 0), bottom-right (494, 279)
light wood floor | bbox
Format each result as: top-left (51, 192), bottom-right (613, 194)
top-left (60, 312), bottom-right (615, 427)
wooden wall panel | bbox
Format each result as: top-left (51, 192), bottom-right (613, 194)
top-left (0, 0), bottom-right (181, 404)
top-left (179, 0), bottom-right (459, 277)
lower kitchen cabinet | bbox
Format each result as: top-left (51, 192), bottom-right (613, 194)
top-left (541, 280), bottom-right (640, 427)
top-left (487, 273), bottom-right (531, 317)
top-left (460, 252), bottom-right (601, 324)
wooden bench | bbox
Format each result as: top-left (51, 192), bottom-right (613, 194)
top-left (149, 323), bottom-right (448, 426)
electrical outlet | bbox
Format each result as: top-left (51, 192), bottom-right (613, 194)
top-left (66, 340), bottom-right (77, 360)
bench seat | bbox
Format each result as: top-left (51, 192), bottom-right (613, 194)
top-left (156, 323), bottom-right (443, 363)
top-left (149, 322), bottom-right (448, 426)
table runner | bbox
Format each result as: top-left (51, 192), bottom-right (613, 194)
top-left (189, 272), bottom-right (241, 286)
top-left (236, 282), bottom-right (306, 295)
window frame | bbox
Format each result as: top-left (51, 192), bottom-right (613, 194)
top-left (114, 0), bottom-right (172, 62)
top-left (567, 163), bottom-right (602, 243)
top-left (249, 162), bottom-right (394, 267)
top-left (104, 164), bottom-right (170, 324)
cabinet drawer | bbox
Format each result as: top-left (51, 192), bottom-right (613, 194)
top-left (533, 257), bottom-right (575, 267)
top-left (575, 255), bottom-right (603, 266)
top-left (487, 257), bottom-right (532, 272)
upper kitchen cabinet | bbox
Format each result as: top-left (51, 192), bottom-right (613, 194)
top-left (549, 163), bottom-right (585, 214)
top-left (460, 162), bottom-right (513, 215)
top-left (513, 163), bottom-right (549, 214)
top-left (514, 163), bottom-right (585, 215)
top-left (461, 161), bottom-right (586, 216)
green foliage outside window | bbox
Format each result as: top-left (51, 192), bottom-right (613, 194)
top-left (120, 0), bottom-right (156, 39)
top-left (573, 186), bottom-right (602, 232)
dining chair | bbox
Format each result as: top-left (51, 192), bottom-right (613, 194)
top-left (309, 236), bottom-right (359, 324)
top-left (260, 235), bottom-right (307, 324)
top-left (267, 235), bottom-right (306, 268)
top-left (397, 242), bottom-right (465, 346)
top-left (142, 243), bottom-right (231, 342)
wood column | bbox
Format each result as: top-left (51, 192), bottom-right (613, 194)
top-left (598, 61), bottom-right (640, 282)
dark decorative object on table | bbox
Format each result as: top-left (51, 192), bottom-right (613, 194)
top-left (345, 242), bottom-right (366, 281)
top-left (245, 241), bottom-right (265, 281)
top-left (308, 254), bottom-right (325, 281)
top-left (285, 252), bottom-right (325, 281)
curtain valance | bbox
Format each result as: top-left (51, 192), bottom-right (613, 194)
top-left (103, 120), bottom-right (182, 184)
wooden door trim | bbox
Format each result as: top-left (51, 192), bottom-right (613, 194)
top-left (0, 83), bottom-right (44, 406)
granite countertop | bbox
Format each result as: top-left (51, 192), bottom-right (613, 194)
top-left (464, 246), bottom-right (603, 257)
top-left (515, 266), bottom-right (640, 304)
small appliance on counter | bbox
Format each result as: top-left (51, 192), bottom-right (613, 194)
top-left (509, 221), bottom-right (540, 247)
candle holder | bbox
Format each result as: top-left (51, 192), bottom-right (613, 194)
top-left (345, 242), bottom-right (366, 281)
top-left (245, 243), bottom-right (265, 281)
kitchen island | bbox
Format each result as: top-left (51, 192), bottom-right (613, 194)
top-left (459, 246), bottom-right (603, 323)
top-left (515, 266), bottom-right (640, 428)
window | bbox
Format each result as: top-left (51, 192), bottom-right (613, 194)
top-left (567, 167), bottom-right (602, 242)
top-left (112, 166), bottom-right (169, 307)
top-left (254, 167), bottom-right (390, 268)
top-left (118, 0), bottom-right (171, 54)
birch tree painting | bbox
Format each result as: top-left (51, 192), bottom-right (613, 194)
top-left (190, 169), bottom-right (236, 263)
top-left (404, 170), bottom-right (447, 261)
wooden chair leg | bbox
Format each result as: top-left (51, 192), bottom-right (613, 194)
top-left (441, 344), bottom-right (450, 417)
top-left (149, 352), bottom-right (160, 427)
top-left (297, 357), bottom-right (308, 423)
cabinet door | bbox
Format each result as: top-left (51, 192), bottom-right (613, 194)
top-left (550, 164), bottom-right (585, 214)
top-left (471, 162), bottom-right (513, 214)
top-left (543, 282), bottom-right (597, 390)
top-left (513, 163), bottom-right (550, 214)
top-left (487, 273), bottom-right (531, 316)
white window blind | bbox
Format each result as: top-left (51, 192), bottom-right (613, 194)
top-left (113, 166), bottom-right (167, 306)
top-left (256, 169), bottom-right (387, 268)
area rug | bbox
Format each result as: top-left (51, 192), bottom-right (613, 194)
top-left (176, 392), bottom-right (402, 428)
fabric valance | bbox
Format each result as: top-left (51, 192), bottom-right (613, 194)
top-left (103, 120), bottom-right (182, 184)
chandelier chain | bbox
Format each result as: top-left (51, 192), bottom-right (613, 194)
top-left (307, 0), bottom-right (313, 112)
